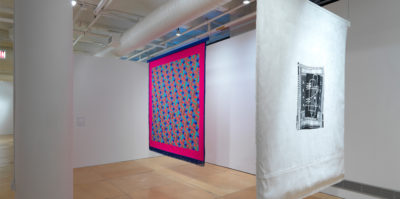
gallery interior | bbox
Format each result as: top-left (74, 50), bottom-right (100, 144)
top-left (0, 0), bottom-right (399, 198)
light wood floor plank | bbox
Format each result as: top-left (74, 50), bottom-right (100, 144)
top-left (0, 135), bottom-right (14, 199)
top-left (0, 135), bottom-right (341, 199)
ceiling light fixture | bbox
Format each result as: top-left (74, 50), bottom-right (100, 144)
top-left (176, 28), bottom-right (181, 37)
top-left (71, 0), bottom-right (77, 7)
top-left (243, 0), bottom-right (251, 5)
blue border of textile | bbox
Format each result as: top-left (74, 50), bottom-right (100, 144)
top-left (149, 147), bottom-right (205, 165)
top-left (147, 37), bottom-right (209, 63)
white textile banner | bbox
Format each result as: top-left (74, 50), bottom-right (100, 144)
top-left (256, 0), bottom-right (350, 198)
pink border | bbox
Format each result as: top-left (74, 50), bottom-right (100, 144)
top-left (148, 43), bottom-right (205, 162)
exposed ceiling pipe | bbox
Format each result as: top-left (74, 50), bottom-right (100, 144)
top-left (78, 39), bottom-right (107, 47)
top-left (94, 46), bottom-right (114, 57)
top-left (0, 17), bottom-right (13, 24)
top-left (73, 29), bottom-right (110, 38)
top-left (112, 0), bottom-right (231, 57)
top-left (93, 0), bottom-right (108, 15)
top-left (127, 0), bottom-right (255, 60)
top-left (75, 3), bottom-right (140, 23)
top-left (73, 33), bottom-right (85, 46)
top-left (94, 31), bottom-right (121, 57)
top-left (73, 0), bottom-right (113, 47)
top-left (101, 12), bottom-right (141, 23)
top-left (87, 15), bottom-right (101, 29)
top-left (75, 22), bottom-right (125, 35)
top-left (148, 43), bottom-right (166, 49)
top-left (102, 9), bottom-right (143, 21)
top-left (138, 11), bottom-right (256, 62)
top-left (77, 1), bottom-right (143, 21)
top-left (101, 12), bottom-right (138, 23)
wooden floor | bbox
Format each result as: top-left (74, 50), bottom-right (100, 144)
top-left (0, 134), bottom-right (14, 199)
top-left (0, 135), bottom-right (339, 199)
top-left (74, 157), bottom-right (340, 199)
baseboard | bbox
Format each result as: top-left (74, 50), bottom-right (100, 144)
top-left (327, 180), bottom-right (400, 199)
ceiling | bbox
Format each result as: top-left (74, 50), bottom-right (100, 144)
top-left (73, 0), bottom-right (167, 55)
top-left (0, 0), bottom-right (341, 75)
top-left (0, 0), bottom-right (13, 81)
top-left (72, 0), bottom-right (340, 62)
top-left (72, 0), bottom-right (258, 62)
top-left (0, 0), bottom-right (13, 47)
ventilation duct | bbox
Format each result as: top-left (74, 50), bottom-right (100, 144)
top-left (112, 0), bottom-right (231, 57)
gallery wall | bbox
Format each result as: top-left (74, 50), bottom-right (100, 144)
top-left (205, 30), bottom-right (256, 174)
top-left (73, 54), bottom-right (158, 168)
top-left (0, 81), bottom-right (13, 135)
top-left (326, 0), bottom-right (400, 191)
top-left (73, 30), bottom-right (258, 172)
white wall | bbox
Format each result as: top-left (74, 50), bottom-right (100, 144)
top-left (14, 0), bottom-right (73, 197)
top-left (326, 0), bottom-right (400, 191)
top-left (74, 32), bottom-right (257, 171)
top-left (73, 31), bottom-right (258, 170)
top-left (73, 54), bottom-right (157, 168)
top-left (0, 81), bottom-right (13, 135)
top-left (205, 30), bottom-right (256, 174)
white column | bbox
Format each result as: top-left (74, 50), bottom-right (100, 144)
top-left (14, 0), bottom-right (73, 198)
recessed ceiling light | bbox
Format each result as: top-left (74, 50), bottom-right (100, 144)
top-left (71, 0), bottom-right (77, 7)
top-left (176, 28), bottom-right (181, 37)
top-left (243, 0), bottom-right (251, 5)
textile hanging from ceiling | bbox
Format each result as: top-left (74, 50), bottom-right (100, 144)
top-left (148, 40), bottom-right (206, 165)
top-left (256, 0), bottom-right (350, 198)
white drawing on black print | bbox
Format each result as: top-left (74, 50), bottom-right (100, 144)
top-left (297, 63), bottom-right (324, 130)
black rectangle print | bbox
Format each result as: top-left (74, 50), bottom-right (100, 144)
top-left (302, 74), bottom-right (323, 119)
top-left (297, 63), bottom-right (324, 130)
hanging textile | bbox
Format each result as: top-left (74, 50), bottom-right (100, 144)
top-left (256, 0), bottom-right (350, 198)
top-left (148, 39), bottom-right (207, 165)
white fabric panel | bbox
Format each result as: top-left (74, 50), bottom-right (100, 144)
top-left (256, 1), bottom-right (349, 198)
top-left (205, 30), bottom-right (256, 174)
